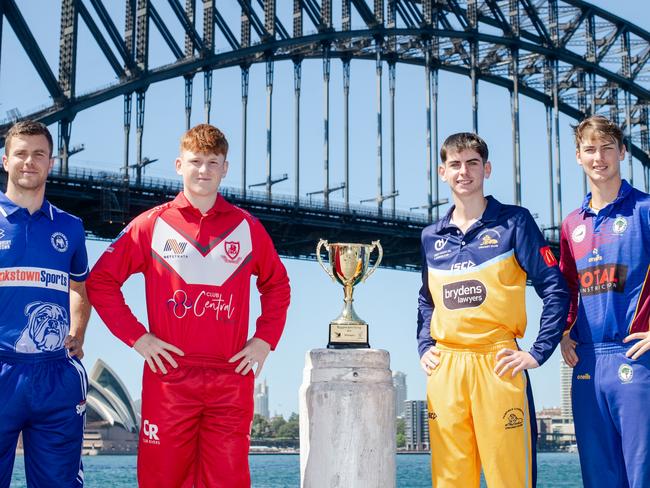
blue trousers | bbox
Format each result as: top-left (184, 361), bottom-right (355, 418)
top-left (572, 342), bottom-right (650, 488)
top-left (0, 350), bottom-right (87, 488)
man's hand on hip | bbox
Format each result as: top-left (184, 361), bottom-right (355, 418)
top-left (133, 333), bottom-right (185, 374)
top-left (419, 346), bottom-right (441, 376)
top-left (624, 331), bottom-right (650, 360)
top-left (561, 334), bottom-right (579, 367)
top-left (229, 337), bottom-right (271, 377)
top-left (494, 349), bottom-right (539, 377)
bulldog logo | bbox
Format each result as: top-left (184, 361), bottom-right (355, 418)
top-left (15, 302), bottom-right (69, 353)
top-left (225, 241), bottom-right (240, 260)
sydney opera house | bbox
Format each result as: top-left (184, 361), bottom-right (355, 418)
top-left (83, 359), bottom-right (140, 455)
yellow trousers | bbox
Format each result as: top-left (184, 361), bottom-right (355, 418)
top-left (426, 340), bottom-right (535, 488)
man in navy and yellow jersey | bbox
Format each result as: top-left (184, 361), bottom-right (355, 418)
top-left (417, 132), bottom-right (569, 488)
top-left (559, 115), bottom-right (650, 488)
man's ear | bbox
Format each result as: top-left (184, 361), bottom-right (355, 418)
top-left (484, 161), bottom-right (492, 179)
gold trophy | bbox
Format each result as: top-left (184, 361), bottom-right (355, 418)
top-left (316, 240), bottom-right (383, 348)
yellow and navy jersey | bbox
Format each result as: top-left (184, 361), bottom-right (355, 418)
top-left (417, 196), bottom-right (570, 365)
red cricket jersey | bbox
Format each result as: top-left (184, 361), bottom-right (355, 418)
top-left (87, 192), bottom-right (290, 363)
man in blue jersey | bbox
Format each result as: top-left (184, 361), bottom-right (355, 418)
top-left (559, 115), bottom-right (650, 488)
top-left (0, 121), bottom-right (91, 487)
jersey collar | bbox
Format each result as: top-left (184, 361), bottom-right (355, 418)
top-left (439, 195), bottom-right (501, 232)
top-left (580, 179), bottom-right (632, 215)
top-left (171, 191), bottom-right (234, 216)
top-left (0, 192), bottom-right (54, 220)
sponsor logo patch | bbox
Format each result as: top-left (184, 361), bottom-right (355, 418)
top-left (0, 240), bottom-right (11, 251)
top-left (76, 400), bottom-right (87, 415)
top-left (576, 373), bottom-right (591, 380)
top-left (51, 232), bottom-right (68, 253)
top-left (540, 246), bottom-right (558, 267)
top-left (588, 248), bottom-right (603, 263)
top-left (0, 267), bottom-right (69, 292)
top-left (428, 412), bottom-right (438, 421)
top-left (434, 238), bottom-right (448, 252)
top-left (503, 408), bottom-right (524, 430)
top-left (612, 216), bottom-right (628, 235)
top-left (450, 260), bottom-right (475, 271)
top-left (572, 224), bottom-right (586, 243)
top-left (163, 239), bottom-right (188, 255)
top-left (143, 419), bottom-right (160, 444)
top-left (442, 280), bottom-right (487, 309)
top-left (578, 264), bottom-right (628, 296)
top-left (618, 364), bottom-right (633, 384)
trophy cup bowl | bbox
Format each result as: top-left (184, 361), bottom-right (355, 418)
top-left (316, 240), bottom-right (383, 348)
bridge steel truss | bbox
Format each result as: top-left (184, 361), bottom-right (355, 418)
top-left (1, 0), bottom-right (650, 268)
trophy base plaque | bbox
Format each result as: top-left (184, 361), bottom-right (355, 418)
top-left (327, 322), bottom-right (370, 349)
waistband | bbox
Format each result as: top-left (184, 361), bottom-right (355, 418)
top-left (174, 354), bottom-right (238, 370)
top-left (0, 349), bottom-right (68, 363)
top-left (576, 341), bottom-right (638, 355)
top-left (435, 339), bottom-right (517, 354)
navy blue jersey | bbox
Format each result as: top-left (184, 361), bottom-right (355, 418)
top-left (0, 193), bottom-right (88, 353)
top-left (418, 196), bottom-right (570, 365)
top-left (560, 180), bottom-right (650, 343)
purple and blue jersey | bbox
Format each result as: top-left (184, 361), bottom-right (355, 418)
top-left (560, 180), bottom-right (650, 488)
top-left (0, 192), bottom-right (88, 354)
top-left (560, 179), bottom-right (650, 342)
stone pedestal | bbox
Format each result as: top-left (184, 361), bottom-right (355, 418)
top-left (299, 349), bottom-right (396, 488)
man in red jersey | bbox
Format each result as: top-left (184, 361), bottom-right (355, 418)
top-left (86, 124), bottom-right (290, 488)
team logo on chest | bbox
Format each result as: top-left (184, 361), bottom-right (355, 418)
top-left (477, 229), bottom-right (500, 249)
top-left (618, 364), bottom-right (633, 383)
top-left (51, 232), bottom-right (68, 252)
top-left (571, 224), bottom-right (586, 243)
top-left (224, 241), bottom-right (241, 262)
top-left (612, 216), bottom-right (628, 235)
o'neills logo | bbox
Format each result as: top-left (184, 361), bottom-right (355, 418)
top-left (443, 280), bottom-right (486, 310)
top-left (579, 264), bottom-right (627, 296)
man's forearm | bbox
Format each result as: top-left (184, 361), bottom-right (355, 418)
top-left (70, 281), bottom-right (91, 342)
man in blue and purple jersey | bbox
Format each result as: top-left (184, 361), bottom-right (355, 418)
top-left (559, 115), bottom-right (650, 488)
top-left (0, 121), bottom-right (91, 488)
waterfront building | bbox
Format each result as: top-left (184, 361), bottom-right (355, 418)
top-left (560, 360), bottom-right (573, 420)
top-left (254, 379), bottom-right (270, 419)
top-left (404, 400), bottom-right (430, 451)
top-left (392, 371), bottom-right (407, 418)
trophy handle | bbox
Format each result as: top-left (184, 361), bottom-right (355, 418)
top-left (316, 239), bottom-right (336, 281)
top-left (362, 240), bottom-right (383, 282)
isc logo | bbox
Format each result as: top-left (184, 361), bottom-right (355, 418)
top-left (451, 260), bottom-right (475, 271)
top-left (143, 419), bottom-right (160, 443)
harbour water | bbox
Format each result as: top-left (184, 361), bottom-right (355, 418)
top-left (11, 452), bottom-right (582, 487)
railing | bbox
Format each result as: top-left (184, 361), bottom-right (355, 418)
top-left (48, 166), bottom-right (433, 225)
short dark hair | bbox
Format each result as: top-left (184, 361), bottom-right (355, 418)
top-left (440, 132), bottom-right (489, 164)
top-left (5, 120), bottom-right (54, 157)
top-left (573, 115), bottom-right (625, 150)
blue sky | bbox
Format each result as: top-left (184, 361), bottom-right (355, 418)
top-left (1, 1), bottom-right (648, 417)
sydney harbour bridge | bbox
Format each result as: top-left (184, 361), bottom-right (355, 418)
top-left (1, 0), bottom-right (650, 270)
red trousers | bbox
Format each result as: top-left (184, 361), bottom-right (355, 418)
top-left (137, 360), bottom-right (254, 488)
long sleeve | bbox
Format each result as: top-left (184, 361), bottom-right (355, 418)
top-left (251, 220), bottom-right (290, 350)
top-left (514, 210), bottom-right (570, 365)
top-left (559, 220), bottom-right (580, 335)
top-left (417, 239), bottom-right (436, 358)
top-left (86, 218), bottom-right (149, 347)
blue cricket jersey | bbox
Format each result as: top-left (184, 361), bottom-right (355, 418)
top-left (0, 192), bottom-right (88, 353)
top-left (560, 179), bottom-right (650, 342)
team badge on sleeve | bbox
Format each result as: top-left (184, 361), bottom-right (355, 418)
top-left (540, 246), bottom-right (558, 267)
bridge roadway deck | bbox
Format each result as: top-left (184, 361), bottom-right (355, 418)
top-left (1, 168), bottom-right (560, 271)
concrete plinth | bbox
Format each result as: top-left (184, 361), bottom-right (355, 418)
top-left (299, 349), bottom-right (396, 488)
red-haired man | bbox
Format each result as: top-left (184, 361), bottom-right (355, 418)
top-left (87, 124), bottom-right (290, 488)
